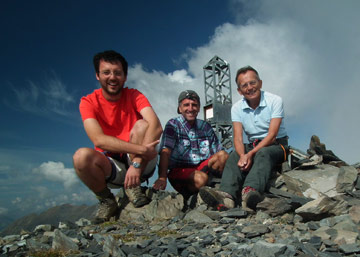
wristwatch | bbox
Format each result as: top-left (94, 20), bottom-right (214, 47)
top-left (131, 161), bottom-right (141, 168)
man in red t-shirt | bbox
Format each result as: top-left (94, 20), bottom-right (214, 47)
top-left (73, 50), bottom-right (162, 221)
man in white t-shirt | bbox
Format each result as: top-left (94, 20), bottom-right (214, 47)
top-left (200, 66), bottom-right (288, 211)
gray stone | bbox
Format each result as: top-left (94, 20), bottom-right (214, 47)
top-left (102, 235), bottom-right (126, 256)
top-left (332, 218), bottom-right (358, 232)
top-left (307, 221), bottom-right (320, 230)
top-left (26, 238), bottom-right (51, 251)
top-left (268, 187), bottom-right (312, 206)
top-left (319, 217), bottom-right (336, 227)
top-left (2, 234), bottom-right (20, 243)
top-left (58, 220), bottom-right (77, 230)
top-left (241, 224), bottom-right (270, 235)
top-left (145, 194), bottom-right (184, 220)
top-left (333, 229), bottom-right (358, 245)
top-left (219, 208), bottom-right (247, 218)
top-left (282, 164), bottom-right (341, 198)
top-left (204, 210), bottom-right (222, 220)
top-left (75, 217), bottom-right (92, 227)
top-left (339, 243), bottom-right (360, 254)
top-left (256, 197), bottom-right (292, 217)
top-left (312, 226), bottom-right (331, 240)
top-left (295, 196), bottom-right (336, 220)
top-left (336, 166), bottom-right (358, 193)
top-left (183, 210), bottom-right (214, 223)
top-left (34, 224), bottom-right (54, 232)
top-left (52, 229), bottom-right (79, 251)
top-left (299, 242), bottom-right (321, 256)
top-left (121, 244), bottom-right (145, 256)
top-left (250, 240), bottom-right (287, 257)
top-left (307, 135), bottom-right (343, 163)
top-left (349, 205), bottom-right (360, 224)
top-left (309, 236), bottom-right (322, 249)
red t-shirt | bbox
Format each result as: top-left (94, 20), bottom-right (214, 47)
top-left (80, 88), bottom-right (151, 152)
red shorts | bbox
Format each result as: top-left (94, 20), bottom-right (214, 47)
top-left (168, 158), bottom-right (211, 194)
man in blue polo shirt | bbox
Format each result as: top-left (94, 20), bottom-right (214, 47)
top-left (200, 66), bottom-right (288, 210)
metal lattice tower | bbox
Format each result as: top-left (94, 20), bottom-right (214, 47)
top-left (203, 56), bottom-right (233, 149)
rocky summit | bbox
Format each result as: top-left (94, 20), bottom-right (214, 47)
top-left (1, 136), bottom-right (360, 257)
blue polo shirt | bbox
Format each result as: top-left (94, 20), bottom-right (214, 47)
top-left (231, 91), bottom-right (287, 142)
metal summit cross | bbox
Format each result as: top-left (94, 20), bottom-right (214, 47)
top-left (203, 56), bottom-right (233, 149)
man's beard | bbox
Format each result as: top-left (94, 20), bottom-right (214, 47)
top-left (102, 84), bottom-right (122, 96)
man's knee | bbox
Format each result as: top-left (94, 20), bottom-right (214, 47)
top-left (73, 148), bottom-right (101, 172)
top-left (254, 145), bottom-right (284, 163)
top-left (192, 171), bottom-right (208, 189)
top-left (130, 119), bottom-right (149, 138)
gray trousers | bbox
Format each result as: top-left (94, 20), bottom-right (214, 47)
top-left (219, 138), bottom-right (288, 203)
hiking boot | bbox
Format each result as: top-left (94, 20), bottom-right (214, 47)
top-left (241, 186), bottom-right (264, 210)
top-left (95, 197), bottom-right (118, 221)
top-left (125, 186), bottom-right (150, 208)
top-left (199, 186), bottom-right (235, 211)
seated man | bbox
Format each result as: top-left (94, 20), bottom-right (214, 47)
top-left (73, 50), bottom-right (163, 221)
top-left (153, 90), bottom-right (229, 198)
top-left (200, 66), bottom-right (288, 210)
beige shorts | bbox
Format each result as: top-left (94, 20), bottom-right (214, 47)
top-left (106, 155), bottom-right (157, 189)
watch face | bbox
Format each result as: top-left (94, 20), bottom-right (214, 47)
top-left (132, 162), bottom-right (141, 168)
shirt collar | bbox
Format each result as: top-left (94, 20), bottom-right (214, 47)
top-left (179, 115), bottom-right (197, 129)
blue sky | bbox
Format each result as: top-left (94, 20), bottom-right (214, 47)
top-left (1, 0), bottom-right (359, 222)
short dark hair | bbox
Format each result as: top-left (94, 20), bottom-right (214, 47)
top-left (235, 65), bottom-right (260, 85)
top-left (93, 50), bottom-right (128, 76)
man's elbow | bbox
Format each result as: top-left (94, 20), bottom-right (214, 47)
top-left (155, 125), bottom-right (163, 139)
top-left (92, 136), bottom-right (106, 150)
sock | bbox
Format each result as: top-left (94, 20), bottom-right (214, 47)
top-left (95, 187), bottom-right (113, 200)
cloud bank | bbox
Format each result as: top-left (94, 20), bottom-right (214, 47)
top-left (32, 161), bottom-right (79, 189)
top-left (129, 0), bottom-right (360, 164)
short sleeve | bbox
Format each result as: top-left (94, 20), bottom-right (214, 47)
top-left (79, 97), bottom-right (96, 121)
top-left (160, 120), bottom-right (177, 151)
top-left (271, 96), bottom-right (284, 119)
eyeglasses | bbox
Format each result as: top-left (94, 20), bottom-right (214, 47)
top-left (239, 80), bottom-right (258, 90)
top-left (100, 70), bottom-right (124, 77)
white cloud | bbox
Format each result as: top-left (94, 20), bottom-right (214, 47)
top-left (11, 197), bottom-right (21, 205)
top-left (125, 0), bottom-right (360, 164)
top-left (32, 161), bottom-right (79, 189)
top-left (126, 64), bottom-right (201, 127)
top-left (0, 207), bottom-right (8, 215)
top-left (4, 72), bottom-right (76, 118)
top-left (30, 186), bottom-right (51, 198)
top-left (168, 69), bottom-right (194, 84)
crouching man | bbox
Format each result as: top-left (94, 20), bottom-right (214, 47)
top-left (200, 66), bottom-right (288, 211)
top-left (153, 90), bottom-right (229, 199)
top-left (73, 50), bottom-right (162, 221)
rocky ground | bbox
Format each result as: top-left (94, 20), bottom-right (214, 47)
top-left (1, 136), bottom-right (360, 257)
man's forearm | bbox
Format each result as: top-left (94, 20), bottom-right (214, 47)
top-left (94, 134), bottom-right (147, 155)
top-left (158, 149), bottom-right (171, 178)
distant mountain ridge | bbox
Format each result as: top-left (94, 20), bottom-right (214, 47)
top-left (0, 203), bottom-right (96, 236)
top-left (0, 214), bottom-right (15, 232)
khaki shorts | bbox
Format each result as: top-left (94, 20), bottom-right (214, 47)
top-left (106, 154), bottom-right (157, 189)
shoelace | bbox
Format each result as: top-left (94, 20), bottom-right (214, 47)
top-left (216, 204), bottom-right (228, 211)
top-left (242, 186), bottom-right (256, 195)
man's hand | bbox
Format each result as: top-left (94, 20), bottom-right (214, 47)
top-left (142, 140), bottom-right (160, 161)
top-left (124, 165), bottom-right (142, 189)
top-left (208, 150), bottom-right (229, 172)
top-left (238, 153), bottom-right (253, 171)
top-left (153, 177), bottom-right (167, 190)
